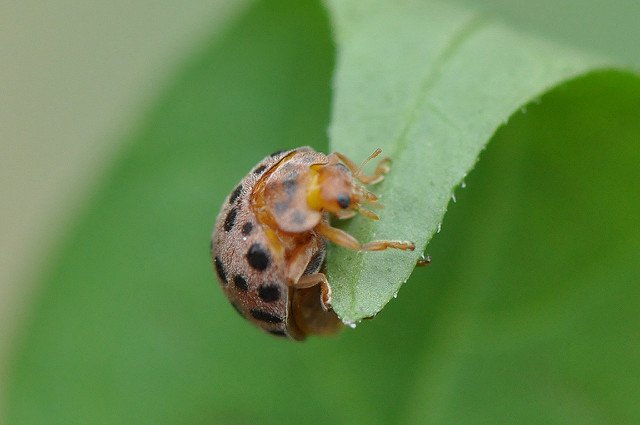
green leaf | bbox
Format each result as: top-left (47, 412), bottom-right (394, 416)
top-left (324, 0), bottom-right (629, 322)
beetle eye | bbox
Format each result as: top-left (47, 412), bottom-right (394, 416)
top-left (337, 193), bottom-right (350, 209)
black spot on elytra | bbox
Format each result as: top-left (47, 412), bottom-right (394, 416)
top-left (258, 284), bottom-right (281, 302)
top-left (241, 222), bottom-right (253, 236)
top-left (229, 184), bottom-right (242, 204)
top-left (233, 275), bottom-right (248, 292)
top-left (214, 256), bottom-right (227, 284)
top-left (224, 207), bottom-right (238, 231)
top-left (270, 150), bottom-right (285, 157)
top-left (269, 329), bottom-right (287, 337)
top-left (254, 164), bottom-right (267, 175)
top-left (303, 249), bottom-right (325, 275)
top-left (230, 303), bottom-right (245, 318)
top-left (250, 309), bottom-right (283, 324)
top-left (246, 243), bottom-right (270, 271)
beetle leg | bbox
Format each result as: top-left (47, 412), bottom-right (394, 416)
top-left (294, 273), bottom-right (332, 310)
top-left (360, 240), bottom-right (415, 251)
top-left (331, 149), bottom-right (392, 185)
top-left (285, 240), bottom-right (332, 309)
top-left (285, 242), bottom-right (319, 282)
top-left (316, 221), bottom-right (415, 252)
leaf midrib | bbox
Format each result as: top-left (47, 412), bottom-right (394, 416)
top-left (343, 12), bottom-right (489, 317)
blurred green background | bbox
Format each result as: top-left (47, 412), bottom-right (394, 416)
top-left (2, 0), bottom-right (639, 423)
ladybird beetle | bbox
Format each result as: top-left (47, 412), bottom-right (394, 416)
top-left (211, 147), bottom-right (415, 340)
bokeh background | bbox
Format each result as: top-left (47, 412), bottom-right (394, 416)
top-left (2, 0), bottom-right (639, 423)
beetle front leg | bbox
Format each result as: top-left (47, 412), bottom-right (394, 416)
top-left (316, 221), bottom-right (415, 252)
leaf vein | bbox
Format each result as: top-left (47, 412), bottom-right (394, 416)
top-left (390, 13), bottom-right (488, 159)
top-left (343, 13), bottom-right (489, 317)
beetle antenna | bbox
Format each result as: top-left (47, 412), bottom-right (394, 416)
top-left (355, 148), bottom-right (382, 178)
